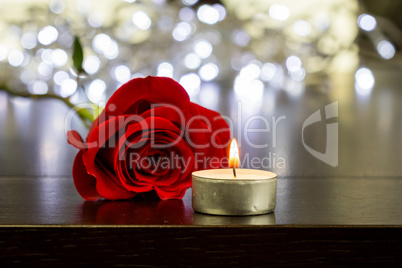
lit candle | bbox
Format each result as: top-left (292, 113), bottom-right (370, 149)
top-left (192, 139), bottom-right (277, 216)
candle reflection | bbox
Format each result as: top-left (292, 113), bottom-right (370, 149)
top-left (193, 212), bottom-right (276, 225)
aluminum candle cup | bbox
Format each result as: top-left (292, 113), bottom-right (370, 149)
top-left (192, 169), bottom-right (277, 216)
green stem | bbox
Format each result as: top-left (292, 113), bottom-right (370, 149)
top-left (0, 84), bottom-right (94, 128)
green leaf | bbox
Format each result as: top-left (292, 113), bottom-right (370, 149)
top-left (72, 36), bottom-right (84, 74)
top-left (91, 103), bottom-right (104, 120)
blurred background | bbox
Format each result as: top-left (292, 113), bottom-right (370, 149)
top-left (0, 0), bottom-right (401, 178)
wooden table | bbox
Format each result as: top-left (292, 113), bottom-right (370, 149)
top-left (1, 68), bottom-right (402, 265)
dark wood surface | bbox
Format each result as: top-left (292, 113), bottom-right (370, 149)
top-left (1, 67), bottom-right (402, 265)
top-left (1, 177), bottom-right (402, 226)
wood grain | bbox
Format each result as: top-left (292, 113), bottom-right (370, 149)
top-left (1, 227), bottom-right (402, 266)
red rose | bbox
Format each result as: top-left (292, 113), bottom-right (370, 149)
top-left (68, 76), bottom-right (230, 200)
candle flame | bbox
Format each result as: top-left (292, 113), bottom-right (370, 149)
top-left (229, 139), bottom-right (239, 178)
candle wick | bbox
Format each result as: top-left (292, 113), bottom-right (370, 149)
top-left (233, 165), bottom-right (237, 178)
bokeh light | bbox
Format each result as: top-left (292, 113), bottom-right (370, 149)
top-left (157, 62), bottom-right (174, 78)
top-left (269, 4), bottom-right (289, 21)
top-left (38, 26), bottom-right (59, 46)
top-left (8, 50), bottom-right (24, 67)
top-left (21, 32), bottom-right (37, 49)
top-left (83, 55), bottom-right (101, 75)
top-left (179, 73), bottom-right (200, 97)
top-left (53, 71), bottom-right (69, 85)
top-left (355, 67), bottom-right (374, 95)
top-left (51, 49), bottom-right (68, 67)
top-left (29, 80), bottom-right (48, 95)
top-left (87, 79), bottom-right (106, 103)
top-left (293, 20), bottom-right (311, 36)
top-left (60, 78), bottom-right (77, 97)
top-left (184, 53), bottom-right (201, 69)
top-left (199, 63), bottom-right (219, 81)
top-left (357, 14), bottom-right (376, 32)
top-left (172, 22), bottom-right (192, 41)
top-left (197, 5), bottom-right (220, 25)
top-left (132, 11), bottom-right (152, 30)
top-left (377, 40), bottom-right (395, 60)
top-left (194, 39), bottom-right (213, 59)
top-left (286, 56), bottom-right (302, 72)
top-left (113, 65), bottom-right (131, 83)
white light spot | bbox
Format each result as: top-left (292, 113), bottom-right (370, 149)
top-left (59, 33), bottom-right (73, 47)
top-left (285, 81), bottom-right (304, 97)
top-left (358, 14), bottom-right (376, 32)
top-left (83, 55), bottom-right (101, 75)
top-left (92, 34), bottom-right (119, 59)
top-left (157, 62), bottom-right (174, 78)
top-left (20, 70), bottom-right (36, 85)
top-left (269, 4), bottom-right (289, 21)
top-left (87, 79), bottom-right (106, 103)
top-left (76, 0), bottom-right (91, 14)
top-left (355, 67), bottom-right (374, 95)
top-left (114, 65), bottom-right (131, 83)
top-left (179, 7), bottom-right (195, 21)
top-left (240, 64), bottom-right (261, 81)
top-left (51, 49), bottom-right (68, 67)
top-left (0, 45), bottom-right (8, 61)
top-left (49, 0), bottom-right (65, 14)
top-left (29, 80), bottom-right (48, 95)
top-left (199, 83), bottom-right (219, 110)
top-left (182, 0), bottom-right (198, 6)
top-left (38, 62), bottom-right (53, 78)
top-left (179, 73), bottom-right (200, 97)
top-left (293, 20), bottom-right (311, 36)
top-left (132, 11), bottom-right (152, 31)
top-left (194, 39), bottom-right (212, 59)
top-left (53, 71), bottom-right (69, 85)
top-left (248, 80), bottom-right (264, 101)
top-left (8, 50), bottom-right (24, 67)
top-left (260, 63), bottom-right (276, 81)
top-left (199, 63), bottom-right (219, 81)
top-left (172, 22), bottom-right (192, 41)
top-left (40, 49), bottom-right (53, 64)
top-left (286, 56), bottom-right (302, 72)
top-left (232, 30), bottom-right (250, 47)
top-left (104, 40), bottom-right (119, 59)
top-left (38, 26), bottom-right (58, 46)
top-left (197, 5), bottom-right (220, 25)
top-left (234, 75), bottom-right (264, 101)
top-left (88, 12), bottom-right (104, 28)
top-left (213, 4), bottom-right (226, 21)
top-left (184, 53), bottom-right (201, 69)
top-left (60, 79), bottom-right (77, 97)
top-left (377, 40), bottom-right (395, 60)
top-left (92, 34), bottom-right (112, 54)
top-left (290, 68), bottom-right (306, 81)
top-left (21, 32), bottom-right (37, 49)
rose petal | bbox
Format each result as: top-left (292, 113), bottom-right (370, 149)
top-left (67, 130), bottom-right (86, 150)
top-left (99, 76), bottom-right (190, 126)
top-left (190, 103), bottom-right (231, 150)
top-left (72, 150), bottom-right (101, 200)
top-left (84, 115), bottom-right (141, 187)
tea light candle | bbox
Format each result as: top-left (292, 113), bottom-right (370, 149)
top-left (192, 139), bottom-right (277, 216)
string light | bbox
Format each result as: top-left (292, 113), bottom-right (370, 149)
top-left (0, 0), bottom-right (393, 104)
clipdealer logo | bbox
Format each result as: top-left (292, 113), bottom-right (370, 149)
top-left (302, 101), bottom-right (338, 167)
